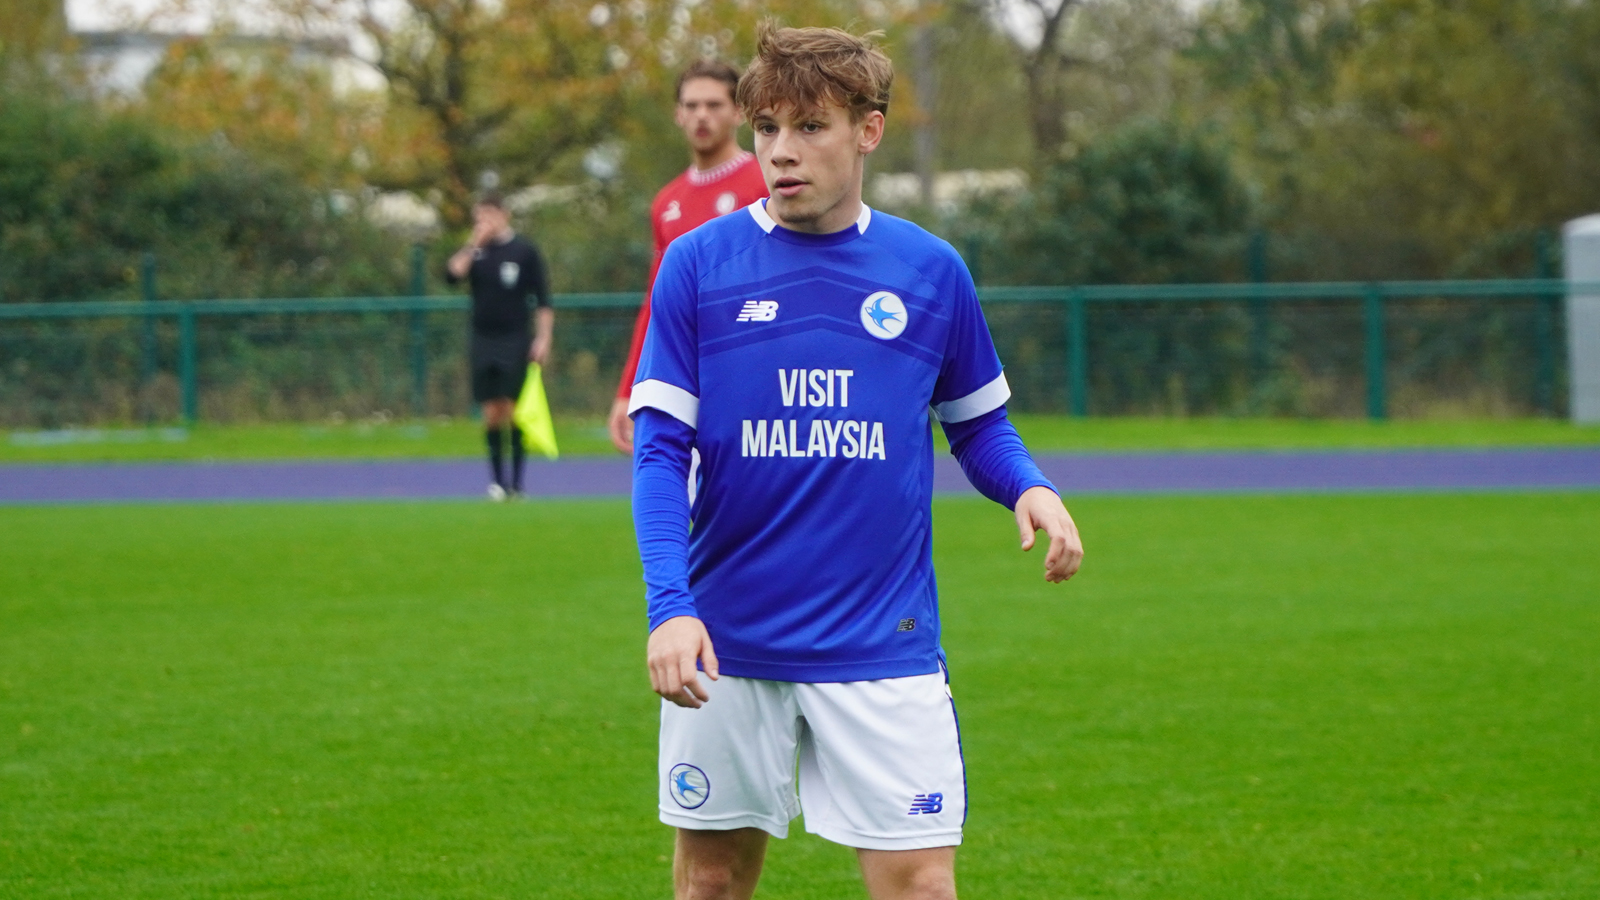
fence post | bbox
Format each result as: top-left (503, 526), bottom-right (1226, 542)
top-left (179, 304), bottom-right (198, 424)
top-left (1535, 295), bottom-right (1556, 416)
top-left (409, 244), bottom-right (428, 417)
top-left (1068, 289), bottom-right (1088, 417)
top-left (1248, 231), bottom-right (1270, 410)
top-left (1363, 285), bottom-right (1387, 420)
top-left (139, 253), bottom-right (157, 422)
top-left (1534, 232), bottom-right (1557, 415)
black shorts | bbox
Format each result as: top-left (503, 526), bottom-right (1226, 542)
top-left (470, 331), bottom-right (530, 403)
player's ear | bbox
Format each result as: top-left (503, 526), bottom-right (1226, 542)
top-left (857, 110), bottom-right (885, 155)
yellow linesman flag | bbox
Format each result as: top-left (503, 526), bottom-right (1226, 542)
top-left (514, 363), bottom-right (559, 460)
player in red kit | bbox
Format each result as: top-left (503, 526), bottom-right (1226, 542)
top-left (607, 59), bottom-right (768, 454)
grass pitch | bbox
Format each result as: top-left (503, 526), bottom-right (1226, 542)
top-left (2, 494), bottom-right (1597, 898)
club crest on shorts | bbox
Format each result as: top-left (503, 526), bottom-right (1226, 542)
top-left (860, 291), bottom-right (907, 340)
top-left (668, 763), bottom-right (710, 809)
top-left (499, 261), bottom-right (520, 288)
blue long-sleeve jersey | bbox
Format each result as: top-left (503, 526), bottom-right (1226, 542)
top-left (630, 200), bottom-right (1055, 683)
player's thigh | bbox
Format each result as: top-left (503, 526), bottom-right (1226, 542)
top-left (795, 672), bottom-right (965, 851)
top-left (660, 676), bottom-right (801, 836)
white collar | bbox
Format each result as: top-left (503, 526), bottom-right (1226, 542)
top-left (687, 150), bottom-right (754, 186)
top-left (747, 199), bottom-right (872, 236)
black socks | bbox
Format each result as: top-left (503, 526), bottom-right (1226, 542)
top-left (509, 426), bottom-right (526, 493)
top-left (486, 427), bottom-right (506, 489)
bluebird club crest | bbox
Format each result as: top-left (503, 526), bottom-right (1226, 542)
top-left (668, 763), bottom-right (710, 809)
top-left (860, 291), bottom-right (907, 340)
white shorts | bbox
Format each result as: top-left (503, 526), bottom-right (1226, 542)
top-left (658, 670), bottom-right (966, 851)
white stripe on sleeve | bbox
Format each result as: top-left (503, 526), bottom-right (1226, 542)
top-left (628, 379), bottom-right (700, 429)
top-left (930, 372), bottom-right (1011, 423)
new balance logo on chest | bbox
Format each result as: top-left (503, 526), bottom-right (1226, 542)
top-left (736, 300), bottom-right (779, 322)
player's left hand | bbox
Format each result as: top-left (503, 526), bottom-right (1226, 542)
top-left (1015, 486), bottom-right (1083, 583)
top-left (529, 337), bottom-right (550, 366)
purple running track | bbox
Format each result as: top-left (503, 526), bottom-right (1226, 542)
top-left (1, 448), bottom-right (1598, 504)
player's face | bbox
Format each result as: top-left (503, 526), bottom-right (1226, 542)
top-left (752, 101), bottom-right (884, 235)
top-left (675, 78), bottom-right (741, 155)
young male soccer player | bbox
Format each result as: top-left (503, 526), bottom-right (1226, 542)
top-left (445, 192), bottom-right (554, 500)
top-left (606, 59), bottom-right (768, 454)
top-left (628, 24), bottom-right (1084, 900)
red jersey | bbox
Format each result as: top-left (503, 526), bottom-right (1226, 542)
top-left (616, 151), bottom-right (767, 398)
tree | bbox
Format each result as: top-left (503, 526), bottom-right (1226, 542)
top-left (1331, 0), bottom-right (1600, 274)
top-left (988, 0), bottom-right (1085, 163)
top-left (1189, 0), bottom-right (1600, 278)
top-left (135, 37), bottom-right (383, 193)
top-left (974, 0), bottom-right (1196, 166)
top-left (954, 118), bottom-right (1253, 285)
top-left (0, 89), bottom-right (405, 303)
top-left (0, 0), bottom-right (66, 61)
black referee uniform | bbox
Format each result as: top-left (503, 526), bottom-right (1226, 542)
top-left (448, 234), bottom-right (551, 402)
top-left (446, 233), bottom-right (551, 494)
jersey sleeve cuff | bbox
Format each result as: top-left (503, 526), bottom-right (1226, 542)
top-left (932, 373), bottom-right (1011, 423)
top-left (1014, 477), bottom-right (1059, 505)
top-left (648, 601), bottom-right (701, 633)
top-left (628, 379), bottom-right (699, 429)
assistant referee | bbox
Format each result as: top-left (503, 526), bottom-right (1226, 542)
top-left (446, 191), bottom-right (554, 500)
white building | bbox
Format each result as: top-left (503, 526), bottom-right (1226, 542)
top-left (62, 0), bottom-right (366, 96)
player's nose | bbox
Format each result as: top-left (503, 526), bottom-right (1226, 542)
top-left (766, 128), bottom-right (800, 164)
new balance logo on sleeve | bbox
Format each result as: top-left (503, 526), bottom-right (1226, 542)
top-left (736, 300), bottom-right (779, 322)
top-left (908, 793), bottom-right (944, 815)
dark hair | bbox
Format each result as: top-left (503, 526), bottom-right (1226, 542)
top-left (475, 190), bottom-right (505, 210)
top-left (676, 59), bottom-right (740, 102)
top-left (737, 22), bottom-right (892, 123)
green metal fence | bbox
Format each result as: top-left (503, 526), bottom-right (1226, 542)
top-left (0, 280), bottom-right (1581, 428)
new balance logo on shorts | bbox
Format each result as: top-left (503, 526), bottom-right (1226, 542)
top-left (736, 300), bottom-right (779, 322)
top-left (907, 792), bottom-right (944, 815)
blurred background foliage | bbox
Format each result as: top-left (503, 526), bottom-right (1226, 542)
top-left (2, 0), bottom-right (1599, 304)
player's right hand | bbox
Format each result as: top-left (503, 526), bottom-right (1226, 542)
top-left (647, 615), bottom-right (719, 708)
top-left (607, 397), bottom-right (635, 454)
